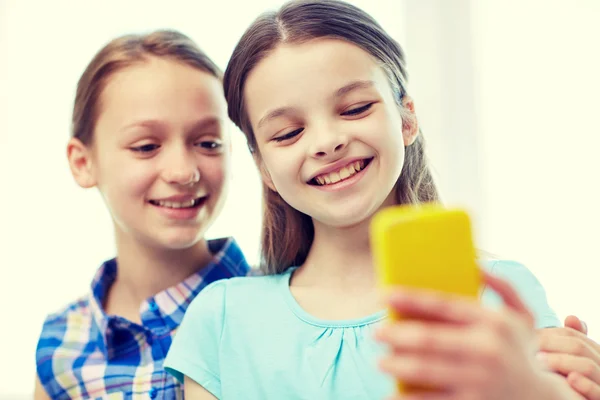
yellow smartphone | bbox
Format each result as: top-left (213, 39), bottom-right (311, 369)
top-left (370, 203), bottom-right (482, 394)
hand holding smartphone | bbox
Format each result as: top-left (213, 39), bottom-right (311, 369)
top-left (370, 204), bottom-right (483, 394)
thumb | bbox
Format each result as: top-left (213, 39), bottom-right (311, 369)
top-left (565, 315), bottom-right (588, 335)
top-left (482, 270), bottom-right (534, 328)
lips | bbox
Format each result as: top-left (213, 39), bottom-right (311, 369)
top-left (148, 196), bottom-right (206, 209)
top-left (309, 158), bottom-right (373, 186)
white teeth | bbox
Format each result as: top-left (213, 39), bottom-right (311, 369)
top-left (330, 171), bottom-right (341, 184)
top-left (339, 168), bottom-right (350, 180)
top-left (155, 199), bottom-right (196, 208)
top-left (313, 159), bottom-right (368, 186)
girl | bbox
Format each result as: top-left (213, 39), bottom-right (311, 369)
top-left (164, 1), bottom-right (600, 399)
top-left (34, 30), bottom-right (251, 399)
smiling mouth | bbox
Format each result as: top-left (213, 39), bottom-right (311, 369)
top-left (148, 197), bottom-right (206, 209)
top-left (309, 158), bottom-right (373, 186)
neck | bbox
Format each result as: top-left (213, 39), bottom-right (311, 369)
top-left (293, 191), bottom-right (398, 290)
top-left (295, 217), bottom-right (376, 289)
top-left (111, 230), bottom-right (213, 305)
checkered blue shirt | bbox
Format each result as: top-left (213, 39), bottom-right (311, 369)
top-left (35, 238), bottom-right (251, 399)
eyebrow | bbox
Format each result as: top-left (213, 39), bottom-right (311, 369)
top-left (122, 116), bottom-right (222, 133)
top-left (256, 80), bottom-right (376, 129)
top-left (334, 80), bottom-right (376, 98)
top-left (257, 107), bottom-right (297, 129)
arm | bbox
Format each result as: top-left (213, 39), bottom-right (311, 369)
top-left (184, 376), bottom-right (218, 400)
top-left (33, 376), bottom-right (51, 400)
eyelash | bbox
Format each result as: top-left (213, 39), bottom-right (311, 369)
top-left (272, 103), bottom-right (374, 143)
top-left (341, 102), bottom-right (374, 116)
top-left (130, 144), bottom-right (159, 153)
top-left (273, 128), bottom-right (303, 143)
top-left (129, 141), bottom-right (222, 153)
top-left (197, 141), bottom-right (222, 150)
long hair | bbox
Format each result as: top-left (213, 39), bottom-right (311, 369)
top-left (223, 0), bottom-right (439, 274)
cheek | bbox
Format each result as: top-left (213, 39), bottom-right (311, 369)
top-left (377, 111), bottom-right (404, 143)
top-left (382, 117), bottom-right (407, 174)
top-left (97, 155), bottom-right (157, 200)
top-left (199, 156), bottom-right (228, 191)
top-left (372, 113), bottom-right (405, 156)
top-left (262, 151), bottom-right (301, 191)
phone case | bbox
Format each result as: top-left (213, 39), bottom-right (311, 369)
top-left (370, 204), bottom-right (482, 394)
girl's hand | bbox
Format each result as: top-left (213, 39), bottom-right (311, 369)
top-left (375, 271), bottom-right (581, 400)
top-left (537, 315), bottom-right (600, 400)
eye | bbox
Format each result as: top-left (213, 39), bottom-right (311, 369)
top-left (130, 144), bottom-right (159, 153)
top-left (196, 140), bottom-right (222, 150)
top-left (341, 103), bottom-right (374, 116)
top-left (273, 128), bottom-right (304, 143)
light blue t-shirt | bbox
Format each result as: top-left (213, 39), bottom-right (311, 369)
top-left (164, 260), bottom-right (559, 399)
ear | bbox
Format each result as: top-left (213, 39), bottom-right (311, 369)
top-left (253, 153), bottom-right (277, 192)
top-left (401, 95), bottom-right (419, 146)
top-left (67, 137), bottom-right (97, 188)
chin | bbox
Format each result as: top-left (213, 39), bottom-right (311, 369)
top-left (314, 208), bottom-right (378, 229)
top-left (322, 194), bottom-right (398, 228)
top-left (157, 230), bottom-right (204, 250)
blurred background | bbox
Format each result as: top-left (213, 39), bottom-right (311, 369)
top-left (1, 0), bottom-right (599, 397)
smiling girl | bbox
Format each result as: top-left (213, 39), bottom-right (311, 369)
top-left (34, 30), bottom-right (250, 399)
top-left (163, 1), bottom-right (600, 399)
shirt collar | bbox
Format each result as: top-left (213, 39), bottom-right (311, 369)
top-left (88, 237), bottom-right (251, 358)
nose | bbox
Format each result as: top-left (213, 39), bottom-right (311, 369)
top-left (162, 146), bottom-right (201, 186)
top-left (309, 129), bottom-right (349, 159)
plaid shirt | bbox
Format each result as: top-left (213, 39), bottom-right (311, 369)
top-left (36, 238), bottom-right (250, 400)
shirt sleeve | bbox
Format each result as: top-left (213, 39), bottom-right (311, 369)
top-left (481, 260), bottom-right (561, 329)
top-left (164, 279), bottom-right (228, 399)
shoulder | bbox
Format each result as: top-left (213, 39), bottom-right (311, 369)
top-left (187, 273), bottom-right (285, 314)
top-left (36, 295), bottom-right (95, 386)
top-left (481, 259), bottom-right (546, 291)
top-left (38, 295), bottom-right (93, 343)
top-left (480, 259), bottom-right (560, 328)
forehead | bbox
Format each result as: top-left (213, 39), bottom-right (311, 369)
top-left (98, 57), bottom-right (226, 123)
top-left (243, 39), bottom-right (388, 118)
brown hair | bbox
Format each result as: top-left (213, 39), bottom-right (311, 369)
top-left (223, 0), bottom-right (440, 274)
top-left (72, 29), bottom-right (222, 145)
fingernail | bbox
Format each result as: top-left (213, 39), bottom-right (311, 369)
top-left (583, 321), bottom-right (588, 332)
top-left (378, 357), bottom-right (393, 372)
top-left (389, 290), bottom-right (408, 303)
top-left (373, 325), bottom-right (389, 341)
top-left (536, 352), bottom-right (548, 367)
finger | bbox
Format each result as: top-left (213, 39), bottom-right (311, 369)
top-left (388, 392), bottom-right (455, 400)
top-left (375, 321), bottom-right (473, 359)
top-left (481, 270), bottom-right (534, 328)
top-left (538, 328), bottom-right (600, 356)
top-left (540, 327), bottom-right (590, 340)
top-left (566, 315), bottom-right (589, 335)
top-left (538, 352), bottom-right (600, 384)
top-left (568, 372), bottom-right (600, 400)
top-left (379, 353), bottom-right (488, 390)
top-left (387, 287), bottom-right (533, 353)
top-left (387, 288), bottom-right (483, 325)
top-left (537, 333), bottom-right (600, 362)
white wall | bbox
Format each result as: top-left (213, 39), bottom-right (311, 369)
top-left (2, 0), bottom-right (599, 397)
top-left (401, 0), bottom-right (485, 230)
top-left (472, 0), bottom-right (600, 338)
top-left (402, 0), bottom-right (600, 336)
top-left (0, 0), bottom-right (401, 397)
